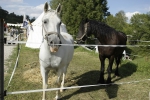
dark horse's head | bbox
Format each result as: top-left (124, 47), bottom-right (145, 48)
top-left (76, 19), bottom-right (91, 44)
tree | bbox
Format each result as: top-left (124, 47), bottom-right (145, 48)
top-left (26, 15), bottom-right (30, 21)
top-left (130, 13), bottom-right (150, 41)
top-left (0, 7), bottom-right (8, 19)
top-left (30, 17), bottom-right (36, 23)
top-left (105, 10), bottom-right (128, 33)
top-left (115, 11), bottom-right (128, 31)
top-left (127, 13), bottom-right (150, 54)
top-left (0, 6), bottom-right (35, 24)
top-left (50, 0), bottom-right (62, 8)
top-left (6, 12), bottom-right (23, 23)
top-left (50, 0), bottom-right (110, 36)
top-left (105, 14), bottom-right (117, 28)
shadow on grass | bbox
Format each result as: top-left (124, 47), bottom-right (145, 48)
top-left (113, 62), bottom-right (137, 82)
top-left (61, 62), bottom-right (137, 100)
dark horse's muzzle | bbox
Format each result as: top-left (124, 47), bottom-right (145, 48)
top-left (76, 39), bottom-right (85, 44)
top-left (76, 34), bottom-right (87, 44)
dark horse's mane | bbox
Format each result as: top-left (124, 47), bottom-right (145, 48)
top-left (87, 19), bottom-right (117, 38)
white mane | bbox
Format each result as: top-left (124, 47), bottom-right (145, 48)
top-left (60, 23), bottom-right (68, 33)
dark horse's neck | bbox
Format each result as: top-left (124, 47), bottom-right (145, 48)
top-left (88, 20), bottom-right (116, 44)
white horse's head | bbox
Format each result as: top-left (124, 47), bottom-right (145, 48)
top-left (42, 2), bottom-right (62, 53)
top-left (42, 2), bottom-right (61, 36)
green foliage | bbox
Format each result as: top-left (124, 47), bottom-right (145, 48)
top-left (0, 6), bottom-right (35, 23)
top-left (50, 0), bottom-right (62, 9)
top-left (128, 13), bottom-right (150, 54)
top-left (105, 10), bottom-right (150, 54)
top-left (130, 13), bottom-right (150, 41)
top-left (30, 17), bottom-right (36, 23)
top-left (0, 7), bottom-right (8, 19)
top-left (50, 0), bottom-right (110, 37)
top-left (6, 12), bottom-right (23, 23)
top-left (105, 11), bottom-right (128, 33)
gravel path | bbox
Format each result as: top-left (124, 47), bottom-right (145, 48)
top-left (4, 32), bottom-right (26, 75)
top-left (4, 35), bottom-right (16, 75)
top-left (4, 45), bottom-right (16, 61)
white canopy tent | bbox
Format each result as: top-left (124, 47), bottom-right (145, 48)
top-left (25, 12), bottom-right (68, 49)
top-left (25, 12), bottom-right (44, 48)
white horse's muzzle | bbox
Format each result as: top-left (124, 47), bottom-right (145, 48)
top-left (50, 46), bottom-right (59, 53)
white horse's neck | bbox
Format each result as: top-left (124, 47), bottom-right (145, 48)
top-left (43, 39), bottom-right (48, 47)
top-left (42, 39), bottom-right (52, 55)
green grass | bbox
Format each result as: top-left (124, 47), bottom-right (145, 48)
top-left (4, 45), bottom-right (150, 100)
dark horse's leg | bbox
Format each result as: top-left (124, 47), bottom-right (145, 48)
top-left (106, 56), bottom-right (114, 84)
top-left (97, 55), bottom-right (105, 84)
top-left (115, 54), bottom-right (122, 76)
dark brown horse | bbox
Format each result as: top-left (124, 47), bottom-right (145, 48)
top-left (76, 19), bottom-right (127, 84)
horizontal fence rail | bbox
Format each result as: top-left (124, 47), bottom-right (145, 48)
top-left (7, 41), bottom-right (150, 47)
top-left (128, 40), bottom-right (150, 42)
top-left (6, 78), bottom-right (150, 95)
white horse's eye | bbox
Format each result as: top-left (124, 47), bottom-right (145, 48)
top-left (50, 41), bottom-right (53, 44)
top-left (44, 21), bottom-right (47, 24)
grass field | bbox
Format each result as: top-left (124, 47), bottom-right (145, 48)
top-left (4, 45), bottom-right (150, 100)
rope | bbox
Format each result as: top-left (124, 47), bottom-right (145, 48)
top-left (6, 78), bottom-right (150, 95)
top-left (6, 37), bottom-right (21, 90)
top-left (7, 34), bottom-right (21, 43)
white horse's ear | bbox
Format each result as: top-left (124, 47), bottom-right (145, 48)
top-left (56, 3), bottom-right (61, 15)
top-left (44, 2), bottom-right (51, 13)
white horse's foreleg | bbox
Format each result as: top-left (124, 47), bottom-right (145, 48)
top-left (60, 72), bottom-right (65, 92)
top-left (55, 70), bottom-right (62, 100)
top-left (60, 65), bottom-right (68, 92)
top-left (40, 66), bottom-right (49, 100)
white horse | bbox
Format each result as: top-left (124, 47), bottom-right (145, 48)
top-left (39, 2), bottom-right (74, 100)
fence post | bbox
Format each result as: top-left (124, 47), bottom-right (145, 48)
top-left (0, 19), bottom-right (4, 100)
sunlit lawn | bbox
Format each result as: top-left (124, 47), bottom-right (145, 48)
top-left (4, 45), bottom-right (150, 100)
